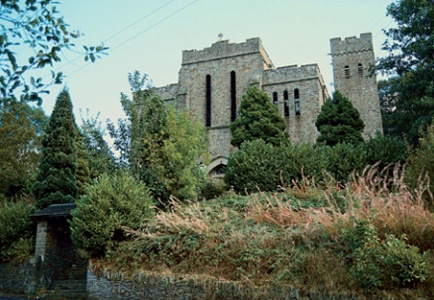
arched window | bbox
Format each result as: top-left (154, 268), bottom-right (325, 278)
top-left (294, 88), bottom-right (300, 115)
top-left (230, 71), bottom-right (236, 122)
top-left (358, 63), bottom-right (363, 77)
top-left (205, 74), bottom-right (211, 127)
top-left (344, 65), bottom-right (350, 79)
top-left (272, 92), bottom-right (278, 105)
top-left (283, 90), bottom-right (289, 117)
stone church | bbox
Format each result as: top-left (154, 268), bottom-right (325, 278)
top-left (156, 33), bottom-right (382, 176)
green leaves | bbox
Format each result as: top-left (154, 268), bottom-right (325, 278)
top-left (70, 172), bottom-right (155, 257)
top-left (345, 220), bottom-right (429, 291)
top-left (80, 111), bottom-right (117, 180)
top-left (0, 102), bottom-right (47, 198)
top-left (406, 123), bottom-right (434, 199)
top-left (224, 141), bottom-right (334, 193)
top-left (32, 89), bottom-right (79, 209)
top-left (84, 43), bottom-right (109, 63)
top-left (315, 91), bottom-right (364, 146)
top-left (109, 72), bottom-right (208, 203)
top-left (376, 0), bottom-right (434, 144)
top-left (230, 86), bottom-right (289, 148)
top-left (0, 0), bottom-right (108, 103)
top-left (0, 200), bottom-right (34, 262)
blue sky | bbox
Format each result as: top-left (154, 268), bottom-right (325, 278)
top-left (40, 0), bottom-right (395, 124)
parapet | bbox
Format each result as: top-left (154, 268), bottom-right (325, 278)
top-left (263, 63), bottom-right (321, 83)
top-left (182, 38), bottom-right (271, 65)
top-left (330, 33), bottom-right (373, 56)
top-left (155, 83), bottom-right (179, 102)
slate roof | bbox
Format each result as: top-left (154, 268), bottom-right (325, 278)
top-left (30, 203), bottom-right (76, 219)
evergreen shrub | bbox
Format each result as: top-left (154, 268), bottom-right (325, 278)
top-left (70, 172), bottom-right (154, 257)
top-left (32, 89), bottom-right (78, 209)
top-left (200, 178), bottom-right (227, 200)
top-left (280, 143), bottom-right (329, 185)
top-left (224, 139), bottom-right (282, 193)
top-left (323, 143), bottom-right (366, 184)
top-left (0, 200), bottom-right (34, 262)
top-left (315, 91), bottom-right (365, 146)
top-left (230, 86), bottom-right (288, 148)
top-left (365, 133), bottom-right (408, 170)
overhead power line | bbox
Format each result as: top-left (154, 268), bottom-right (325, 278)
top-left (103, 0), bottom-right (177, 44)
top-left (109, 0), bottom-right (199, 53)
top-left (52, 0), bottom-right (199, 78)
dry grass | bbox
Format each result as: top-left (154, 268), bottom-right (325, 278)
top-left (247, 165), bottom-right (434, 251)
top-left (103, 165), bottom-right (434, 297)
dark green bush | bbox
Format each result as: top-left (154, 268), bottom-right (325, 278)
top-left (315, 90), bottom-right (364, 146)
top-left (344, 220), bottom-right (383, 291)
top-left (323, 143), bottom-right (366, 184)
top-left (406, 123), bottom-right (434, 199)
top-left (381, 234), bottom-right (429, 287)
top-left (344, 220), bottom-right (429, 292)
top-left (225, 137), bottom-right (407, 194)
top-left (365, 133), bottom-right (408, 170)
top-left (225, 141), bottom-right (331, 193)
top-left (200, 178), bottom-right (227, 200)
top-left (0, 200), bottom-right (34, 262)
top-left (70, 171), bottom-right (155, 257)
top-left (280, 143), bottom-right (329, 185)
top-left (224, 140), bottom-right (282, 193)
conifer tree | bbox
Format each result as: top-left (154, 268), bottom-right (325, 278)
top-left (33, 89), bottom-right (78, 209)
top-left (75, 132), bottom-right (91, 197)
top-left (230, 86), bottom-right (288, 147)
top-left (315, 91), bottom-right (365, 146)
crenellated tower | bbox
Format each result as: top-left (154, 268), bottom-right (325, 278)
top-left (330, 33), bottom-right (382, 138)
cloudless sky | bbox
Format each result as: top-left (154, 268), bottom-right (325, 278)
top-left (40, 0), bottom-right (395, 125)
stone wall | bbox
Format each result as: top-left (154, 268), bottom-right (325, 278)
top-left (155, 37), bottom-right (334, 169)
top-left (86, 269), bottom-right (361, 300)
top-left (181, 38), bottom-right (274, 69)
top-left (177, 38), bottom-right (269, 166)
top-left (330, 33), bottom-right (383, 139)
top-left (1, 262), bottom-right (364, 299)
top-left (262, 64), bottom-right (328, 143)
top-left (156, 83), bottom-right (179, 103)
top-left (0, 259), bottom-right (37, 296)
top-left (154, 34), bottom-right (382, 171)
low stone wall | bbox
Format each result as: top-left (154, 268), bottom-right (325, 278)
top-left (1, 261), bottom-right (361, 299)
top-left (87, 269), bottom-right (360, 300)
top-left (0, 259), bottom-right (37, 297)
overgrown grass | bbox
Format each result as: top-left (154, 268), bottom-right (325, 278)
top-left (95, 166), bottom-right (434, 298)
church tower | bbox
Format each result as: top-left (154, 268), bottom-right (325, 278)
top-left (330, 33), bottom-right (382, 139)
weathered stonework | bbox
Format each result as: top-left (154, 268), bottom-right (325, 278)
top-left (330, 33), bottom-right (383, 139)
top-left (156, 34), bottom-right (382, 174)
top-left (30, 204), bottom-right (88, 299)
top-left (86, 269), bottom-right (362, 300)
top-left (262, 64), bottom-right (328, 144)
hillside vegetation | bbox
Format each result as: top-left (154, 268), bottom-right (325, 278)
top-left (93, 167), bottom-right (434, 299)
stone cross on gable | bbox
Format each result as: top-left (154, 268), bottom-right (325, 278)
top-left (218, 33), bottom-right (223, 41)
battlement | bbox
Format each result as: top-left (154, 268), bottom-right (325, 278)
top-left (263, 63), bottom-right (321, 84)
top-left (330, 33), bottom-right (373, 56)
top-left (155, 83), bottom-right (179, 102)
top-left (182, 38), bottom-right (273, 67)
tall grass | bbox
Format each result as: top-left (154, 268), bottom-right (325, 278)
top-left (98, 166), bottom-right (434, 297)
top-left (250, 165), bottom-right (434, 242)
